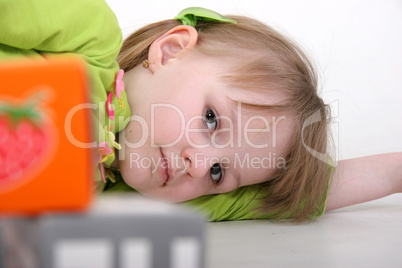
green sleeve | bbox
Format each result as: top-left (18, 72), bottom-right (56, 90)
top-left (0, 0), bottom-right (131, 175)
top-left (0, 0), bottom-right (122, 89)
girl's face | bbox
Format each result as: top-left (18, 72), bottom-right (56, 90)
top-left (118, 52), bottom-right (294, 202)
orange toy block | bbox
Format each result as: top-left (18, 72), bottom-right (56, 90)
top-left (0, 57), bottom-right (93, 215)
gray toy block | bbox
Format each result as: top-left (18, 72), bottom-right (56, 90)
top-left (0, 194), bottom-right (205, 268)
top-left (0, 227), bottom-right (3, 268)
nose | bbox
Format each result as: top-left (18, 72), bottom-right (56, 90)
top-left (181, 148), bottom-right (222, 180)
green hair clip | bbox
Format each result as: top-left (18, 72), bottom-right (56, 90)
top-left (175, 7), bottom-right (237, 27)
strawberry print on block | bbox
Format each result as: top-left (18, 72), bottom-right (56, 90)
top-left (0, 91), bottom-right (57, 192)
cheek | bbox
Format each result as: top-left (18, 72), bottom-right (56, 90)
top-left (118, 155), bottom-right (157, 197)
top-left (118, 154), bottom-right (142, 188)
top-left (117, 131), bottom-right (152, 190)
top-left (120, 118), bottom-right (150, 149)
top-left (152, 105), bottom-right (186, 146)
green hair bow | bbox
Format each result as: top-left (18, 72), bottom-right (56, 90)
top-left (175, 7), bottom-right (237, 27)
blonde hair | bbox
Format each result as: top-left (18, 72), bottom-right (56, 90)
top-left (118, 16), bottom-right (332, 222)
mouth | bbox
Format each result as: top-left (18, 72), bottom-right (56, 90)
top-left (160, 148), bottom-right (169, 185)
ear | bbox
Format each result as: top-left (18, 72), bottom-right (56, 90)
top-left (148, 25), bottom-right (198, 72)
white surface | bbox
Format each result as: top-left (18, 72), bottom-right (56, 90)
top-left (121, 238), bottom-right (152, 268)
top-left (171, 237), bottom-right (202, 268)
top-left (54, 239), bottom-right (113, 268)
top-left (106, 0), bottom-right (402, 160)
top-left (206, 194), bottom-right (402, 268)
top-left (92, 194), bottom-right (179, 214)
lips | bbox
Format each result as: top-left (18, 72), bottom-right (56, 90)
top-left (160, 148), bottom-right (169, 184)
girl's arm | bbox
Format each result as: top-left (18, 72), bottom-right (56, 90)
top-left (0, 0), bottom-right (122, 104)
top-left (325, 153), bottom-right (402, 211)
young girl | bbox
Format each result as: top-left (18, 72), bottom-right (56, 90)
top-left (105, 7), bottom-right (402, 221)
top-left (1, 0), bottom-right (401, 222)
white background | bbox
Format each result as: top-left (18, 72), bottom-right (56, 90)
top-left (106, 0), bottom-right (402, 160)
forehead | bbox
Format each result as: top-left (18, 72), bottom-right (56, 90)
top-left (219, 110), bottom-right (292, 188)
top-left (179, 51), bottom-right (294, 145)
top-left (219, 80), bottom-right (295, 181)
top-left (222, 93), bottom-right (294, 151)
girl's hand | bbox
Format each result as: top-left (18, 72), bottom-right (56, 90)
top-left (325, 152), bottom-right (402, 211)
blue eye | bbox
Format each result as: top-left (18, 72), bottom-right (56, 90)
top-left (210, 163), bottom-right (223, 184)
top-left (204, 108), bottom-right (218, 131)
